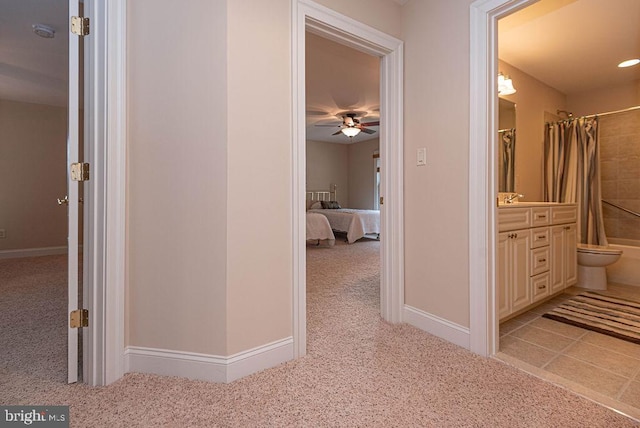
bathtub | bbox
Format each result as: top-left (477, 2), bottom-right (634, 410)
top-left (607, 238), bottom-right (640, 287)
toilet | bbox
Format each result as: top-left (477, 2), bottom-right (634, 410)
top-left (576, 244), bottom-right (623, 290)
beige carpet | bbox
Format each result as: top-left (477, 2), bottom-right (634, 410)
top-left (1, 246), bottom-right (638, 427)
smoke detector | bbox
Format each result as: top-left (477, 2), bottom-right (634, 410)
top-left (32, 24), bottom-right (55, 39)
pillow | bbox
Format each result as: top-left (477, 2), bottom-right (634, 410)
top-left (321, 200), bottom-right (341, 209)
top-left (309, 201), bottom-right (323, 209)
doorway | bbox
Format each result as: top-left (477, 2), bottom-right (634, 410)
top-left (304, 30), bottom-right (383, 351)
top-left (292, 0), bottom-right (404, 357)
top-left (0, 0), bottom-right (74, 383)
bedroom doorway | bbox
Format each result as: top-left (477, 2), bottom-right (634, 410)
top-left (304, 30), bottom-right (383, 353)
top-left (292, 0), bottom-right (404, 358)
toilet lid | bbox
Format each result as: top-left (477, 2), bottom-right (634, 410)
top-left (577, 243), bottom-right (623, 255)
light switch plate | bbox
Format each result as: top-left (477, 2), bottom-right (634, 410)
top-left (417, 148), bottom-right (427, 166)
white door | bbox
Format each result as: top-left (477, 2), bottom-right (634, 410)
top-left (67, 0), bottom-right (83, 384)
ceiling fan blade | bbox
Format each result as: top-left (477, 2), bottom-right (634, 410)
top-left (360, 121), bottom-right (380, 127)
top-left (360, 128), bottom-right (376, 134)
top-left (332, 130), bottom-right (343, 136)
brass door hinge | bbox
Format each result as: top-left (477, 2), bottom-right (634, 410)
top-left (380, 196), bottom-right (384, 205)
top-left (70, 309), bottom-right (89, 328)
top-left (70, 162), bottom-right (90, 182)
top-left (71, 16), bottom-right (90, 36)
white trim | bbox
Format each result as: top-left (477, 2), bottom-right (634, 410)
top-left (125, 338), bottom-right (294, 383)
top-left (0, 246), bottom-right (68, 259)
top-left (469, 0), bottom-right (538, 356)
top-left (102, 0), bottom-right (127, 386)
top-left (81, 0), bottom-right (127, 386)
top-left (403, 305), bottom-right (470, 349)
top-left (292, 0), bottom-right (405, 357)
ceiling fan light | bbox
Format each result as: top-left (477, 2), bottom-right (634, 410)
top-left (341, 127), bottom-right (361, 138)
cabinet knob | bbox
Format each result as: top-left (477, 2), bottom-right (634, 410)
top-left (539, 235), bottom-right (546, 239)
top-left (538, 284), bottom-right (547, 290)
top-left (539, 258), bottom-right (546, 262)
top-left (564, 226), bottom-right (571, 230)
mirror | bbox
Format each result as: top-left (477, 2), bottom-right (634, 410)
top-left (498, 98), bottom-right (516, 192)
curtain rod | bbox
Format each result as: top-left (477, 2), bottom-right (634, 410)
top-left (548, 105), bottom-right (640, 124)
top-left (580, 105), bottom-right (640, 120)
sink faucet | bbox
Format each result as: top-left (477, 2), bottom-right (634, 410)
top-left (504, 193), bottom-right (524, 204)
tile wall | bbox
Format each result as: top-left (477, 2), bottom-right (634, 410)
top-left (599, 109), bottom-right (640, 241)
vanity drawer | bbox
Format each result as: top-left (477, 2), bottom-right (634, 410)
top-left (498, 208), bottom-right (531, 232)
top-left (551, 205), bottom-right (577, 225)
top-left (530, 247), bottom-right (550, 276)
top-left (531, 272), bottom-right (550, 302)
top-left (531, 207), bottom-right (550, 227)
top-left (531, 227), bottom-right (550, 248)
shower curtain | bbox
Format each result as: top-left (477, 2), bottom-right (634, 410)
top-left (543, 117), bottom-right (608, 245)
top-left (499, 129), bottom-right (516, 193)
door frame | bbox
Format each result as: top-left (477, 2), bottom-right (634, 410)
top-left (292, 0), bottom-right (404, 357)
top-left (81, 0), bottom-right (127, 386)
top-left (468, 0), bottom-right (538, 356)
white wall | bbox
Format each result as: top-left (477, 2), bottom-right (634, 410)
top-left (306, 140), bottom-right (349, 205)
top-left (226, 0), bottom-right (292, 354)
top-left (312, 0), bottom-right (402, 39)
top-left (127, 0), bottom-right (295, 359)
top-left (0, 99), bottom-right (67, 252)
top-left (348, 139), bottom-right (379, 209)
top-left (127, 0), bottom-right (228, 354)
top-left (306, 138), bottom-right (380, 209)
top-left (567, 80), bottom-right (640, 117)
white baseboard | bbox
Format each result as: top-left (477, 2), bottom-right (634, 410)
top-left (0, 246), bottom-right (68, 259)
top-left (125, 337), bottom-right (294, 383)
top-left (403, 305), bottom-right (470, 349)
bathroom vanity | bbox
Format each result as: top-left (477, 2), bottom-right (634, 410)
top-left (498, 202), bottom-right (577, 320)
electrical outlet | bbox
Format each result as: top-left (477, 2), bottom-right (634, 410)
top-left (0, 229), bottom-right (5, 239)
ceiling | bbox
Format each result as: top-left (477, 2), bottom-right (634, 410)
top-left (499, 0), bottom-right (640, 95)
top-left (305, 32), bottom-right (381, 144)
top-left (0, 0), bottom-right (68, 107)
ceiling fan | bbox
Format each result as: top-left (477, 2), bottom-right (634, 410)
top-left (316, 113), bottom-right (379, 138)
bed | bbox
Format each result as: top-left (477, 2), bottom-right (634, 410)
top-left (306, 212), bottom-right (335, 246)
top-left (306, 189), bottom-right (380, 244)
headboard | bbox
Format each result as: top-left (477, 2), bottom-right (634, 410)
top-left (306, 185), bottom-right (337, 202)
top-left (305, 190), bottom-right (336, 201)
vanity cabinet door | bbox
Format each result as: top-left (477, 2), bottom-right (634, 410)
top-left (497, 232), bottom-right (510, 320)
top-left (550, 223), bottom-right (578, 292)
top-left (563, 224), bottom-right (577, 287)
top-left (550, 225), bottom-right (565, 293)
top-left (510, 231), bottom-right (532, 313)
top-left (498, 230), bottom-right (531, 320)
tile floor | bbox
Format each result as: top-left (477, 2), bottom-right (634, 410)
top-left (499, 283), bottom-right (640, 419)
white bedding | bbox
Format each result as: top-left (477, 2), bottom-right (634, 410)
top-left (306, 212), bottom-right (335, 245)
top-left (309, 208), bottom-right (380, 244)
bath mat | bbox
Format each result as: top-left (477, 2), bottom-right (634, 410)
top-left (542, 292), bottom-right (640, 345)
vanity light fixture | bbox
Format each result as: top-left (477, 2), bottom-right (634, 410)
top-left (341, 127), bottom-right (361, 138)
top-left (618, 58), bottom-right (640, 68)
top-left (498, 73), bottom-right (516, 96)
